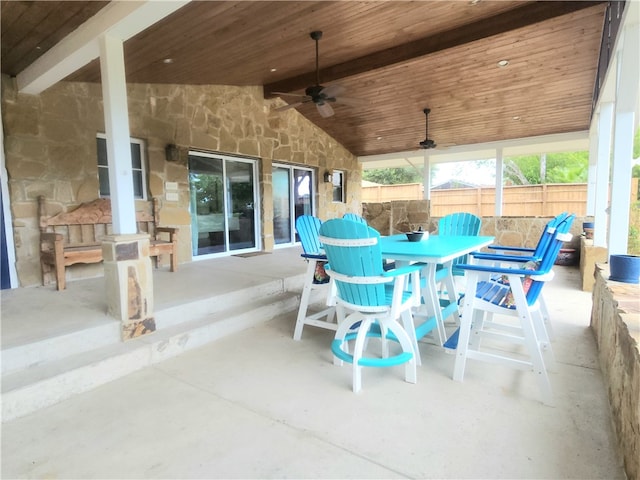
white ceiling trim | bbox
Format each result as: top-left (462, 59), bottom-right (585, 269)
top-left (358, 131), bottom-right (590, 170)
top-left (16, 0), bottom-right (191, 95)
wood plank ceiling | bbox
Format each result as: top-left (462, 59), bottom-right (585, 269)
top-left (1, 1), bottom-right (607, 158)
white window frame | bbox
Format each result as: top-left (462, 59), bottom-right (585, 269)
top-left (96, 133), bottom-right (148, 200)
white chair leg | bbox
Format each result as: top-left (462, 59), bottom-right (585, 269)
top-left (539, 294), bottom-right (554, 340)
top-left (533, 309), bottom-right (556, 372)
top-left (519, 309), bottom-right (554, 406)
top-left (333, 311), bottom-right (361, 367)
top-left (400, 309), bottom-right (421, 366)
top-left (351, 318), bottom-right (372, 393)
top-left (293, 260), bottom-right (317, 340)
top-left (468, 309), bottom-right (487, 351)
top-left (453, 272), bottom-right (478, 382)
top-left (384, 319), bottom-right (417, 385)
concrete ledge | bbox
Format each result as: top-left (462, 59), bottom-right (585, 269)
top-left (591, 263), bottom-right (639, 480)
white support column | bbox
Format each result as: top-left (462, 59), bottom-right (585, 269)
top-left (608, 22), bottom-right (639, 255)
top-left (586, 124), bottom-right (599, 216)
top-left (99, 34), bottom-right (137, 234)
top-left (495, 148), bottom-right (504, 217)
top-left (423, 152), bottom-right (431, 201)
top-left (594, 102), bottom-right (614, 248)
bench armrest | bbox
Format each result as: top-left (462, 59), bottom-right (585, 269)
top-left (41, 232), bottom-right (64, 244)
top-left (155, 227), bottom-right (178, 241)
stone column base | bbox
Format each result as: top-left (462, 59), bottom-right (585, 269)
top-left (579, 237), bottom-right (608, 291)
top-left (102, 234), bottom-right (155, 341)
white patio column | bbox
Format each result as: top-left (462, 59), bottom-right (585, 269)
top-left (494, 148), bottom-right (504, 217)
top-left (100, 34), bottom-right (136, 233)
top-left (608, 22), bottom-right (639, 255)
top-left (593, 102), bottom-right (614, 248)
top-left (423, 152), bottom-right (431, 218)
top-left (586, 127), bottom-right (599, 216)
top-left (99, 34), bottom-right (154, 340)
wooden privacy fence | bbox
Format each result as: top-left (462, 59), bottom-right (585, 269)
top-left (362, 179), bottom-right (639, 217)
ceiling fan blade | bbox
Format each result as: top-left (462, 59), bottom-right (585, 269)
top-left (316, 102), bottom-right (334, 118)
top-left (334, 96), bottom-right (369, 107)
top-left (320, 84), bottom-right (345, 99)
top-left (271, 92), bottom-right (309, 99)
top-left (274, 102), bottom-right (304, 112)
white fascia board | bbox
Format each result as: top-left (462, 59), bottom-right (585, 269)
top-left (358, 131), bottom-right (590, 169)
top-left (591, 0), bottom-right (640, 123)
top-left (16, 1), bottom-right (191, 95)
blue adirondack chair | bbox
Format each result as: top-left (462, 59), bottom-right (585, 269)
top-left (293, 215), bottom-right (336, 340)
top-left (478, 212), bottom-right (568, 262)
top-left (319, 218), bottom-right (422, 393)
top-left (452, 214), bottom-right (575, 405)
top-left (437, 212), bottom-right (482, 277)
top-left (468, 212), bottom-right (569, 339)
top-left (343, 213), bottom-right (367, 225)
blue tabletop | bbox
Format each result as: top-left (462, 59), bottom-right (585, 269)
top-left (379, 234), bottom-right (494, 264)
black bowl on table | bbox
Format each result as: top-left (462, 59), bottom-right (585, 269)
top-left (406, 231), bottom-right (428, 242)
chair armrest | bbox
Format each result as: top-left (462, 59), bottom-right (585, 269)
top-left (301, 252), bottom-right (327, 260)
top-left (487, 245), bottom-right (536, 254)
top-left (472, 252), bottom-right (538, 263)
top-left (457, 262), bottom-right (546, 277)
top-left (381, 263), bottom-right (424, 278)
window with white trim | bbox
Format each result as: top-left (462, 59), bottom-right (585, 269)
top-left (96, 134), bottom-right (147, 199)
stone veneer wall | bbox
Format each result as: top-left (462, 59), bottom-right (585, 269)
top-left (1, 75), bottom-right (360, 287)
top-left (591, 264), bottom-right (639, 480)
top-left (362, 202), bottom-right (584, 250)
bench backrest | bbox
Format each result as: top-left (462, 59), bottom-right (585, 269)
top-left (38, 196), bottom-right (160, 246)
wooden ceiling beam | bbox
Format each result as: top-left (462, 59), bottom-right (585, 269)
top-left (264, 1), bottom-right (604, 98)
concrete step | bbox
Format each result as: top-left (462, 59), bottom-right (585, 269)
top-left (2, 277), bottom-right (293, 376)
top-left (2, 291), bottom-right (301, 422)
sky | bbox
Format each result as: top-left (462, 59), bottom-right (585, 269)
top-left (432, 160), bottom-right (497, 187)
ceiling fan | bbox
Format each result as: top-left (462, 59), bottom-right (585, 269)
top-left (419, 108), bottom-right (437, 149)
top-left (273, 31), bottom-right (363, 118)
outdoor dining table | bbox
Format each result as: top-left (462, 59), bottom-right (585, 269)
top-left (378, 234), bottom-right (494, 346)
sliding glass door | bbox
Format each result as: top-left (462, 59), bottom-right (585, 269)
top-left (189, 152), bottom-right (259, 257)
top-left (272, 164), bottom-right (314, 246)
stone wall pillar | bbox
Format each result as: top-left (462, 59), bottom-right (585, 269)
top-left (102, 234), bottom-right (155, 340)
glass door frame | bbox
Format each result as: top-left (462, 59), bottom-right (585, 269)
top-left (188, 150), bottom-right (261, 260)
top-left (272, 163), bottom-right (316, 249)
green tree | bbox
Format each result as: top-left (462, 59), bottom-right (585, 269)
top-left (363, 167), bottom-right (425, 185)
top-left (504, 152), bottom-right (588, 185)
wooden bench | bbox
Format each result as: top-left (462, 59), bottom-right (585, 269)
top-left (38, 196), bottom-right (178, 290)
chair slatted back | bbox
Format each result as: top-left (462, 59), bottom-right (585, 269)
top-left (438, 212), bottom-right (482, 274)
top-left (319, 219), bottom-right (386, 307)
top-left (525, 214), bottom-right (575, 304)
top-left (438, 212), bottom-right (481, 237)
top-left (530, 212), bottom-right (568, 260)
top-left (295, 215), bottom-right (323, 256)
top-left (343, 213), bottom-right (367, 225)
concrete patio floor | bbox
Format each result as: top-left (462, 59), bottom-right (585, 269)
top-left (1, 254), bottom-right (626, 479)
